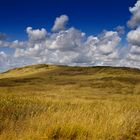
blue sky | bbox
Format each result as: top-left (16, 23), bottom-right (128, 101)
top-left (0, 0), bottom-right (136, 38)
top-left (0, 0), bottom-right (140, 71)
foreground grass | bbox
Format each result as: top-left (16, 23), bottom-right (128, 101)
top-left (0, 64), bottom-right (140, 140)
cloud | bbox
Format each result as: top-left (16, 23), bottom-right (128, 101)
top-left (0, 13), bottom-right (123, 72)
top-left (26, 27), bottom-right (47, 41)
top-left (126, 26), bottom-right (140, 63)
top-left (0, 51), bottom-right (7, 60)
top-left (127, 27), bottom-right (140, 46)
top-left (114, 26), bottom-right (125, 35)
top-left (127, 0), bottom-right (140, 28)
top-left (49, 27), bottom-right (85, 51)
top-left (0, 33), bottom-right (8, 47)
top-left (0, 33), bottom-right (6, 40)
top-left (130, 45), bottom-right (140, 55)
top-left (97, 31), bottom-right (121, 55)
top-left (52, 15), bottom-right (69, 32)
top-left (0, 51), bottom-right (9, 72)
top-left (2, 2), bottom-right (140, 72)
top-left (12, 26), bottom-right (121, 68)
top-left (126, 0), bottom-right (140, 64)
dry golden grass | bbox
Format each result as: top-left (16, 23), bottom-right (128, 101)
top-left (0, 64), bottom-right (140, 140)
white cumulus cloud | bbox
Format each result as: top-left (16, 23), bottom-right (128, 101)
top-left (26, 27), bottom-right (47, 41)
top-left (126, 0), bottom-right (140, 65)
top-left (52, 15), bottom-right (69, 32)
top-left (127, 27), bottom-right (140, 46)
top-left (127, 0), bottom-right (140, 28)
top-left (2, 1), bottom-right (140, 72)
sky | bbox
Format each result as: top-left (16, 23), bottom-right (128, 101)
top-left (0, 0), bottom-right (140, 71)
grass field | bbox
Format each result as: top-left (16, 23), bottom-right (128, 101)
top-left (0, 64), bottom-right (140, 140)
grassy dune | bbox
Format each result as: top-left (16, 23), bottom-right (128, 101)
top-left (0, 64), bottom-right (140, 140)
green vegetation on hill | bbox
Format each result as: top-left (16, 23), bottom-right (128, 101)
top-left (0, 64), bottom-right (140, 140)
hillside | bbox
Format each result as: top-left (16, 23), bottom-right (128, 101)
top-left (0, 64), bottom-right (140, 94)
top-left (0, 64), bottom-right (140, 140)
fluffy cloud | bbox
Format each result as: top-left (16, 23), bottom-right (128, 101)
top-left (126, 0), bottom-right (140, 64)
top-left (12, 26), bottom-right (121, 66)
top-left (52, 15), bottom-right (69, 32)
top-left (97, 31), bottom-right (121, 55)
top-left (127, 27), bottom-right (140, 46)
top-left (2, 1), bottom-right (140, 72)
top-left (127, 0), bottom-right (140, 28)
top-left (0, 51), bottom-right (9, 71)
top-left (0, 51), bottom-right (7, 60)
top-left (26, 27), bottom-right (47, 41)
top-left (126, 27), bottom-right (140, 62)
top-left (49, 27), bottom-right (85, 50)
top-left (0, 16), bottom-right (123, 72)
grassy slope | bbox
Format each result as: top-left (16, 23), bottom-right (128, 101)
top-left (0, 64), bottom-right (140, 140)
